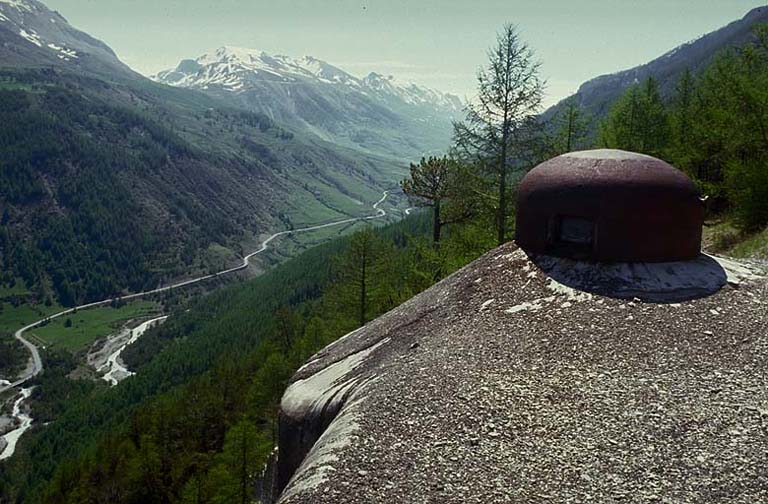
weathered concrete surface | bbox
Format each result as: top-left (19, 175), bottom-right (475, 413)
top-left (277, 243), bottom-right (767, 503)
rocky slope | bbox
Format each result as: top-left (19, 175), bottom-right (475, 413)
top-left (154, 46), bottom-right (463, 159)
top-left (0, 0), bottom-right (137, 78)
top-left (277, 243), bottom-right (767, 503)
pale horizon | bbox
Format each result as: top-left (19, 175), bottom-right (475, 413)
top-left (43, 0), bottom-right (767, 108)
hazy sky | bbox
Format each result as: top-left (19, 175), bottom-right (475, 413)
top-left (45, 0), bottom-right (765, 106)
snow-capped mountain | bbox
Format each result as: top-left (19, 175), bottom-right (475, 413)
top-left (155, 46), bottom-right (462, 114)
top-left (154, 46), bottom-right (462, 158)
top-left (0, 0), bottom-right (134, 76)
top-left (156, 47), bottom-right (363, 90)
top-left (361, 71), bottom-right (463, 112)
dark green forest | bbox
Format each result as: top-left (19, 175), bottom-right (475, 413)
top-left (0, 212), bottom-right (492, 503)
top-left (598, 24), bottom-right (768, 231)
top-left (0, 76), bottom-right (192, 305)
top-left (0, 336), bottom-right (24, 379)
top-left (0, 70), bottom-right (269, 305)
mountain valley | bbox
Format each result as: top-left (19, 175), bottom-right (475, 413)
top-left (1, 1), bottom-right (767, 503)
top-left (155, 46), bottom-right (462, 159)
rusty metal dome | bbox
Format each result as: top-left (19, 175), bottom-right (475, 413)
top-left (515, 149), bottom-right (704, 263)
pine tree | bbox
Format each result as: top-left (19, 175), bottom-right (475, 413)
top-left (401, 156), bottom-right (472, 244)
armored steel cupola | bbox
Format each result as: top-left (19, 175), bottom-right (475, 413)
top-left (515, 149), bottom-right (704, 263)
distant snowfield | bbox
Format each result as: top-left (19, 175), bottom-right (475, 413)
top-left (1, 0), bottom-right (81, 62)
top-left (153, 46), bottom-right (463, 113)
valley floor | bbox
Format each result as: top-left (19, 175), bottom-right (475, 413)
top-left (0, 190), bottom-right (394, 462)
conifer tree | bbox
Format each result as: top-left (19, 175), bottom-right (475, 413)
top-left (401, 156), bottom-right (472, 244)
top-left (454, 24), bottom-right (544, 245)
top-left (550, 97), bottom-right (591, 154)
top-left (599, 76), bottom-right (670, 157)
top-left (332, 228), bottom-right (389, 326)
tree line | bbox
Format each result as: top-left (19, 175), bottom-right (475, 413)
top-left (402, 23), bottom-right (768, 252)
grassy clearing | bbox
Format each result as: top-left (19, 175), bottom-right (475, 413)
top-left (703, 220), bottom-right (768, 260)
top-left (0, 302), bottom-right (64, 335)
top-left (0, 279), bottom-right (32, 299)
top-left (29, 301), bottom-right (161, 352)
top-left (201, 243), bottom-right (239, 272)
top-left (727, 228), bottom-right (768, 260)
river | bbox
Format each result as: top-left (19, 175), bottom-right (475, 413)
top-left (99, 316), bottom-right (168, 386)
top-left (0, 191), bottom-right (391, 460)
top-left (0, 388), bottom-right (33, 460)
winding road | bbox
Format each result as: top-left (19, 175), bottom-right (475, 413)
top-left (0, 191), bottom-right (389, 394)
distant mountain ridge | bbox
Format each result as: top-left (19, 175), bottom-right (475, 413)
top-left (544, 6), bottom-right (768, 120)
top-left (155, 46), bottom-right (462, 114)
top-left (154, 46), bottom-right (463, 159)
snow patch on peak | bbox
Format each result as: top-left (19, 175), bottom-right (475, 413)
top-left (154, 46), bottom-right (462, 112)
top-left (363, 71), bottom-right (462, 112)
top-left (0, 0), bottom-right (35, 13)
top-left (19, 28), bottom-right (42, 47)
top-left (48, 42), bottom-right (77, 60)
top-left (158, 46), bottom-right (362, 91)
top-left (197, 45), bottom-right (268, 66)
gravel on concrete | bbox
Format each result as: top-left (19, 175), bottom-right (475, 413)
top-left (278, 243), bottom-right (767, 504)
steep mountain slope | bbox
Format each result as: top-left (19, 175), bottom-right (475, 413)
top-left (154, 46), bottom-right (463, 159)
top-left (544, 6), bottom-right (768, 120)
top-left (0, 0), bottom-right (136, 79)
top-left (0, 1), bottom-right (406, 306)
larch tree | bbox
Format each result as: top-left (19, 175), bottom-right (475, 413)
top-left (694, 23), bottom-right (768, 229)
top-left (599, 76), bottom-right (670, 157)
top-left (332, 229), bottom-right (389, 327)
top-left (672, 68), bottom-right (695, 157)
top-left (454, 23), bottom-right (544, 245)
top-left (550, 96), bottom-right (591, 155)
top-left (211, 420), bottom-right (268, 504)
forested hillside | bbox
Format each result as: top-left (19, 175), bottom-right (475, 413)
top-left (0, 68), bottom-right (402, 306)
top-left (0, 0), bottom-right (421, 308)
top-left (543, 7), bottom-right (768, 130)
top-left (0, 212), bottom-right (495, 502)
top-left (598, 23), bottom-right (768, 237)
top-left (1, 7), bottom-right (767, 504)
